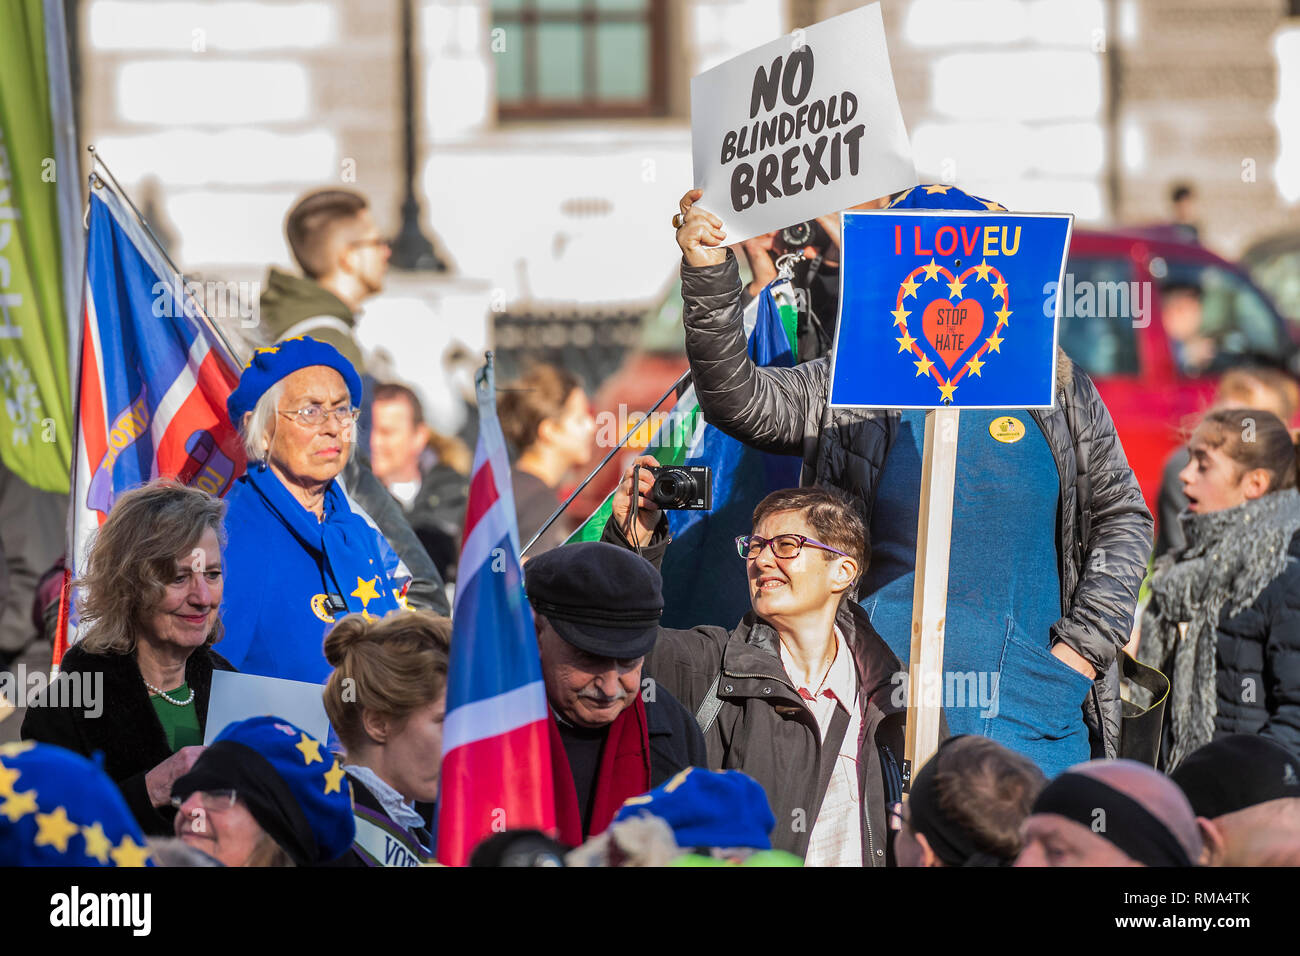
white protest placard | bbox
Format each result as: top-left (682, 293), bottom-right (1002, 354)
top-left (690, 2), bottom-right (916, 244)
top-left (204, 670), bottom-right (331, 745)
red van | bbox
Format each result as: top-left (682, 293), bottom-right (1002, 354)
top-left (1059, 226), bottom-right (1297, 510)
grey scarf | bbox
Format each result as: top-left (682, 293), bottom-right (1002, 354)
top-left (1139, 488), bottom-right (1300, 769)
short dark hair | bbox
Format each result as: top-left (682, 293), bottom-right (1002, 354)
top-left (372, 382), bottom-right (424, 426)
top-left (1170, 182), bottom-right (1194, 204)
top-left (285, 189), bottom-right (368, 279)
top-left (751, 486), bottom-right (868, 584)
top-left (498, 363), bottom-right (582, 454)
top-left (926, 735), bottom-right (1046, 863)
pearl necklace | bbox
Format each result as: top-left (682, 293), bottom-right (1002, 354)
top-left (143, 679), bottom-right (195, 707)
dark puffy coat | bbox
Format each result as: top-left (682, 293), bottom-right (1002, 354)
top-left (1212, 530), bottom-right (1300, 755)
top-left (680, 250), bottom-right (1154, 757)
top-left (21, 643), bottom-right (234, 835)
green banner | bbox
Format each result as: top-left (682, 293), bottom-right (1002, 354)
top-left (0, 1), bottom-right (73, 493)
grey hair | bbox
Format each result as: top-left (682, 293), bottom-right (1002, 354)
top-left (240, 379), bottom-right (285, 463)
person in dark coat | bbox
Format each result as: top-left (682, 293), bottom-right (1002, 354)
top-left (320, 610), bottom-right (451, 867)
top-left (22, 482), bottom-right (235, 835)
top-left (523, 543), bottom-right (707, 847)
top-left (1139, 408), bottom-right (1300, 768)
top-left (672, 184), bottom-right (1153, 769)
top-left (606, 477), bottom-right (906, 866)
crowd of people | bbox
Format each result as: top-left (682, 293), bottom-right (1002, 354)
top-left (3, 180), bottom-right (1300, 869)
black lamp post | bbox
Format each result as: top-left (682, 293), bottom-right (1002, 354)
top-left (390, 0), bottom-right (447, 271)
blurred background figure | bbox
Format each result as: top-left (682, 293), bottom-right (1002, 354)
top-left (893, 735), bottom-right (1045, 868)
top-left (1155, 366), bottom-right (1300, 557)
top-left (1168, 181), bottom-right (1200, 244)
top-left (1172, 734), bottom-right (1300, 866)
top-left (369, 382), bottom-right (469, 583)
top-left (1160, 281), bottom-right (1215, 376)
top-left (498, 363), bottom-right (596, 555)
top-left (1016, 759), bottom-right (1201, 867)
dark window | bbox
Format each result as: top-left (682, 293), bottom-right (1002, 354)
top-left (1157, 258), bottom-right (1290, 377)
top-left (1056, 257), bottom-right (1141, 376)
top-left (492, 0), bottom-right (666, 119)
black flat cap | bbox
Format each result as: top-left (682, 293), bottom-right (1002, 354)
top-left (1171, 734), bottom-right (1300, 819)
top-left (524, 542), bottom-right (663, 659)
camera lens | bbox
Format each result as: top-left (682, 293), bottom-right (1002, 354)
top-left (781, 222), bottom-right (812, 248)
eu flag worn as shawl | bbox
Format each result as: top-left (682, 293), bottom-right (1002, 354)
top-left (63, 184), bottom-right (244, 661)
top-left (437, 357), bottom-right (555, 866)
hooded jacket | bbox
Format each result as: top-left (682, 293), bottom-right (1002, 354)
top-left (679, 250), bottom-right (1154, 758)
top-left (258, 268), bottom-right (364, 371)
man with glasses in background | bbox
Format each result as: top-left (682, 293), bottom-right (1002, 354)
top-left (602, 468), bottom-right (910, 866)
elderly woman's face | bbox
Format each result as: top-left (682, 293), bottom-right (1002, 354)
top-left (143, 526), bottom-right (222, 652)
top-left (269, 366), bottom-right (353, 485)
top-left (174, 791), bottom-right (269, 866)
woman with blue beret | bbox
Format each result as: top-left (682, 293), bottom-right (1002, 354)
top-left (220, 337), bottom-right (409, 683)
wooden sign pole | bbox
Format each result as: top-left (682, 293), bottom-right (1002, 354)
top-left (902, 406), bottom-right (960, 789)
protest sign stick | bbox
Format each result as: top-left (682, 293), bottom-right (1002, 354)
top-left (902, 406), bottom-right (959, 788)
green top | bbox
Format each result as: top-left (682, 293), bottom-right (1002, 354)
top-left (150, 683), bottom-right (203, 751)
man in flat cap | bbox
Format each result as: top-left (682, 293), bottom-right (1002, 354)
top-left (524, 542), bottom-right (707, 847)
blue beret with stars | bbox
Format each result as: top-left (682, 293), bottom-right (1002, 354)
top-left (0, 741), bottom-right (153, 867)
top-left (887, 183), bottom-right (1008, 212)
top-left (173, 716), bottom-right (354, 866)
top-left (226, 335), bottom-right (363, 427)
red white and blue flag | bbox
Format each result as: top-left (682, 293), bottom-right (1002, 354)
top-left (437, 356), bottom-right (555, 866)
top-left (59, 183), bottom-right (245, 661)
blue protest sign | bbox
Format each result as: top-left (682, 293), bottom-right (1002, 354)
top-left (829, 210), bottom-right (1072, 409)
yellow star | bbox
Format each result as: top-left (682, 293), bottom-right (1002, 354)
top-left (899, 275), bottom-right (920, 300)
top-left (0, 763), bottom-right (19, 797)
top-left (914, 355), bottom-right (935, 378)
top-left (921, 258), bottom-right (942, 281)
top-left (34, 806), bottom-right (80, 853)
top-left (0, 741), bottom-right (34, 758)
top-left (982, 199), bottom-right (1006, 211)
top-left (82, 822), bottom-right (112, 864)
top-left (973, 260), bottom-right (993, 282)
top-left (351, 576), bottom-right (381, 608)
top-left (323, 759), bottom-right (346, 795)
top-left (888, 187), bottom-right (916, 207)
top-left (296, 733), bottom-right (323, 765)
top-left (938, 381), bottom-right (958, 402)
top-left (896, 331), bottom-right (917, 353)
top-left (995, 305), bottom-right (1013, 326)
top-left (991, 277), bottom-right (1008, 300)
top-left (890, 306), bottom-right (911, 327)
top-left (986, 332), bottom-right (1004, 353)
top-left (0, 788), bottom-right (37, 822)
top-left (923, 184), bottom-right (953, 194)
top-left (947, 276), bottom-right (966, 299)
top-left (109, 834), bottom-right (151, 868)
top-left (967, 355), bottom-right (986, 377)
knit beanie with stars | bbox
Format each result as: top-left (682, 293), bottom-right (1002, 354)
top-left (172, 716), bottom-right (354, 866)
top-left (0, 741), bottom-right (153, 867)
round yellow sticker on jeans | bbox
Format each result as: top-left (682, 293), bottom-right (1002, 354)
top-left (989, 416), bottom-right (1026, 444)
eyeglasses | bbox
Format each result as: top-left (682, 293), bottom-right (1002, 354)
top-left (170, 789), bottom-right (239, 812)
top-left (735, 533), bottom-right (851, 560)
top-left (277, 405), bottom-right (361, 428)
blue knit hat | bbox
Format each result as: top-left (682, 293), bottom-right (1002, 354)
top-left (0, 741), bottom-right (153, 867)
top-left (614, 768), bottom-right (775, 850)
top-left (887, 183), bottom-right (1008, 212)
top-left (172, 716), bottom-right (354, 866)
top-left (226, 336), bottom-right (363, 427)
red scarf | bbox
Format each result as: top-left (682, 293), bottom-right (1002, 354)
top-left (549, 695), bottom-right (652, 847)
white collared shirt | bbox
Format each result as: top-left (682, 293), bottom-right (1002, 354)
top-left (344, 764), bottom-right (426, 832)
top-left (779, 628), bottom-right (863, 867)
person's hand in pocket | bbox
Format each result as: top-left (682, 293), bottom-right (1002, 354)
top-left (1051, 641), bottom-right (1096, 681)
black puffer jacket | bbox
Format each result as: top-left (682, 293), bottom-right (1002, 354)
top-left (681, 250), bottom-right (1154, 757)
top-left (1211, 530), bottom-right (1300, 754)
